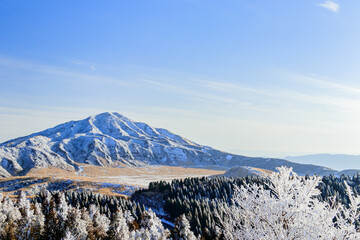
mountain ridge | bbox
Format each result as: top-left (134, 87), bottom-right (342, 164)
top-left (0, 112), bottom-right (356, 177)
top-left (285, 154), bottom-right (360, 171)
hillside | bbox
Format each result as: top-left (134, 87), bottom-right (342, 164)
top-left (210, 166), bottom-right (273, 178)
top-left (0, 112), bottom-right (349, 177)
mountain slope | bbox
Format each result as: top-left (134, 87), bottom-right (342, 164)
top-left (0, 112), bottom-right (347, 177)
top-left (210, 166), bottom-right (273, 179)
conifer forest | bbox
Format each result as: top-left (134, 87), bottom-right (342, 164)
top-left (1, 167), bottom-right (360, 239)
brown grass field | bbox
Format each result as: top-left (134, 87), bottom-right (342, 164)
top-left (0, 165), bottom-right (225, 198)
top-left (26, 164), bottom-right (225, 186)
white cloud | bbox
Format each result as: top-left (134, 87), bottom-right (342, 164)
top-left (0, 55), bottom-right (134, 87)
top-left (318, 1), bottom-right (339, 13)
top-left (2, 54), bottom-right (360, 157)
top-left (291, 74), bottom-right (360, 94)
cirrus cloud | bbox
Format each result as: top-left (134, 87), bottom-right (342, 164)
top-left (318, 1), bottom-right (339, 13)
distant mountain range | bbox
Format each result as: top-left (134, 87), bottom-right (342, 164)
top-left (285, 154), bottom-right (360, 171)
top-left (0, 112), bottom-right (358, 177)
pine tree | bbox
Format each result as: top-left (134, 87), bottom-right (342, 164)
top-left (172, 214), bottom-right (196, 240)
top-left (108, 208), bottom-right (130, 240)
top-left (57, 192), bottom-right (69, 234)
top-left (16, 191), bottom-right (36, 240)
top-left (61, 230), bottom-right (76, 240)
top-left (43, 198), bottom-right (60, 240)
top-left (0, 195), bottom-right (20, 240)
top-left (89, 205), bottom-right (110, 239)
top-left (31, 202), bottom-right (45, 239)
top-left (65, 207), bottom-right (87, 240)
top-left (81, 208), bottom-right (95, 240)
top-left (140, 209), bottom-right (170, 240)
top-left (123, 209), bottom-right (137, 231)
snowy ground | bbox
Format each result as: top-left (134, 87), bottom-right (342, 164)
top-left (97, 174), bottom-right (214, 186)
top-left (75, 166), bottom-right (84, 175)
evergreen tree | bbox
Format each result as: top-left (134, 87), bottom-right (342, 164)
top-left (108, 208), bottom-right (130, 240)
top-left (220, 167), bottom-right (360, 239)
top-left (171, 214), bottom-right (197, 240)
top-left (61, 230), bottom-right (76, 240)
top-left (65, 207), bottom-right (87, 240)
top-left (31, 202), bottom-right (45, 240)
top-left (0, 195), bottom-right (20, 240)
top-left (140, 209), bottom-right (170, 240)
top-left (43, 198), bottom-right (60, 240)
top-left (16, 191), bottom-right (36, 240)
top-left (57, 192), bottom-right (69, 233)
top-left (89, 205), bottom-right (110, 239)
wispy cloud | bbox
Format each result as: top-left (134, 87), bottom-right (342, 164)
top-left (318, 1), bottom-right (339, 13)
top-left (139, 78), bottom-right (241, 104)
top-left (195, 79), bottom-right (267, 95)
top-left (291, 74), bottom-right (360, 95)
top-left (139, 72), bottom-right (360, 119)
top-left (1, 54), bottom-right (360, 156)
top-left (0, 55), bottom-right (133, 87)
top-left (2, 55), bottom-right (359, 117)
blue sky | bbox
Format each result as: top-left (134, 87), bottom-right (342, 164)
top-left (1, 0), bottom-right (360, 163)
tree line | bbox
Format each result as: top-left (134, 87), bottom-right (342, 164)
top-left (1, 169), bottom-right (360, 239)
top-left (133, 172), bottom-right (360, 239)
top-left (0, 190), bottom-right (195, 240)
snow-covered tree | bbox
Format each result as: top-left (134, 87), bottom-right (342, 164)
top-left (220, 166), bottom-right (360, 240)
top-left (89, 204), bottom-right (110, 239)
top-left (16, 191), bottom-right (37, 240)
top-left (65, 207), bottom-right (87, 240)
top-left (172, 214), bottom-right (197, 240)
top-left (80, 208), bottom-right (95, 239)
top-left (57, 192), bottom-right (69, 232)
top-left (0, 194), bottom-right (21, 239)
top-left (43, 196), bottom-right (64, 240)
top-left (42, 190), bottom-right (53, 214)
top-left (61, 230), bottom-right (76, 240)
top-left (131, 228), bottom-right (152, 240)
top-left (139, 209), bottom-right (170, 240)
top-left (108, 208), bottom-right (131, 240)
top-left (0, 190), bottom-right (186, 239)
top-left (32, 202), bottom-right (45, 239)
top-left (123, 209), bottom-right (136, 231)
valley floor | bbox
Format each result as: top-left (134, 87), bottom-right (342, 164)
top-left (0, 165), bottom-right (225, 197)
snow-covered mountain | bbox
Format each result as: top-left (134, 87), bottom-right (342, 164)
top-left (0, 112), bottom-right (351, 177)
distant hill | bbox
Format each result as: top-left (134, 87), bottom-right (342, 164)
top-left (210, 166), bottom-right (273, 178)
top-left (0, 112), bottom-right (356, 177)
top-left (285, 154), bottom-right (360, 172)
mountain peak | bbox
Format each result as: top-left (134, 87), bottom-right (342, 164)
top-left (0, 113), bottom-right (348, 177)
top-left (90, 112), bottom-right (130, 121)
